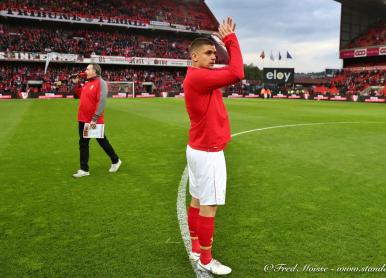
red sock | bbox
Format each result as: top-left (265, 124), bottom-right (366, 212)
top-left (187, 206), bottom-right (200, 253)
top-left (197, 215), bottom-right (215, 265)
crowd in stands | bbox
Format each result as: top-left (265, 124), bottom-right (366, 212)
top-left (0, 0), bottom-right (217, 30)
top-left (0, 1), bottom-right (238, 99)
top-left (0, 24), bottom-right (191, 59)
top-left (0, 64), bottom-right (185, 97)
top-left (0, 23), bottom-right (227, 63)
top-left (311, 69), bottom-right (386, 96)
top-left (242, 70), bottom-right (386, 98)
top-left (347, 22), bottom-right (386, 48)
top-left (224, 82), bottom-right (246, 95)
top-left (1, 64), bottom-right (385, 99)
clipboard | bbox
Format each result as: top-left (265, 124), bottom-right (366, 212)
top-left (83, 123), bottom-right (105, 138)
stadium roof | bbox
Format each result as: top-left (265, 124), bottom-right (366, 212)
top-left (334, 0), bottom-right (386, 13)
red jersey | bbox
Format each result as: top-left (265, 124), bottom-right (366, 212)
top-left (77, 76), bottom-right (108, 124)
top-left (183, 33), bottom-right (244, 151)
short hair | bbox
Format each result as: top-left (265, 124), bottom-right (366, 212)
top-left (188, 37), bottom-right (215, 54)
top-left (90, 63), bottom-right (102, 76)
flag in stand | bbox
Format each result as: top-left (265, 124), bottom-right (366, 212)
top-left (44, 52), bottom-right (57, 74)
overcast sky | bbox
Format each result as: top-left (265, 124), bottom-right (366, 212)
top-left (205, 0), bottom-right (343, 73)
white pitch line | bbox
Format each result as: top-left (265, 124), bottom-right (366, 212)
top-left (176, 166), bottom-right (213, 278)
top-left (231, 121), bottom-right (380, 137)
top-left (177, 121), bottom-right (383, 278)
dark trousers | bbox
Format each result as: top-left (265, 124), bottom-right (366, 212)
top-left (78, 122), bottom-right (119, 171)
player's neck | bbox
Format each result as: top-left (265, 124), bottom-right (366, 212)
top-left (191, 63), bottom-right (208, 69)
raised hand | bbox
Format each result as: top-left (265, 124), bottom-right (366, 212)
top-left (213, 17), bottom-right (236, 42)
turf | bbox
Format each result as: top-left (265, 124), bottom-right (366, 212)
top-left (0, 98), bottom-right (385, 277)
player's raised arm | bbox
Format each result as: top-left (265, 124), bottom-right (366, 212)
top-left (188, 17), bottom-right (244, 92)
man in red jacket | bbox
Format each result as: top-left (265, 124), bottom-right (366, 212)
top-left (73, 63), bottom-right (121, 178)
top-left (184, 17), bottom-right (244, 275)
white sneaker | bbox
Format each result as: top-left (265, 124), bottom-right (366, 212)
top-left (189, 252), bottom-right (200, 262)
top-left (197, 259), bottom-right (232, 275)
top-left (73, 169), bottom-right (90, 178)
top-left (109, 159), bottom-right (122, 173)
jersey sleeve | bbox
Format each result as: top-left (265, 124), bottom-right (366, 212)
top-left (92, 78), bottom-right (108, 122)
top-left (190, 33), bottom-right (244, 92)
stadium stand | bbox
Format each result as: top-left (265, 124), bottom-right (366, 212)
top-left (0, 0), bottom-right (217, 30)
top-left (306, 1), bottom-right (386, 101)
top-left (0, 64), bottom-right (185, 97)
top-left (347, 21), bottom-right (386, 48)
top-left (1, 0), bottom-right (384, 102)
top-left (332, 69), bottom-right (385, 93)
top-left (0, 0), bottom-right (228, 99)
top-left (311, 69), bottom-right (386, 97)
top-left (0, 23), bottom-right (191, 59)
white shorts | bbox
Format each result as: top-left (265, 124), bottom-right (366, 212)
top-left (186, 145), bottom-right (227, 205)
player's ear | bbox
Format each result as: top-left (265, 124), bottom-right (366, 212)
top-left (191, 51), bottom-right (199, 62)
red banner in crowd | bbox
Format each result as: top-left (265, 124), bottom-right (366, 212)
top-left (340, 46), bottom-right (386, 58)
top-left (0, 8), bottom-right (148, 29)
top-left (0, 52), bottom-right (81, 62)
top-left (0, 51), bottom-right (200, 67)
top-left (344, 65), bottom-right (386, 72)
top-left (0, 9), bottom-right (207, 33)
top-left (90, 55), bottom-right (193, 67)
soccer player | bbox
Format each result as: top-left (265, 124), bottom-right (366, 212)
top-left (73, 63), bottom-right (121, 178)
top-left (183, 17), bottom-right (244, 275)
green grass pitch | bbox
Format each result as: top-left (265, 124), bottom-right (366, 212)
top-left (1, 98), bottom-right (386, 277)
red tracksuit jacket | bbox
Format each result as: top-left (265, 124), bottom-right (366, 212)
top-left (183, 33), bottom-right (244, 151)
top-left (77, 76), bottom-right (108, 124)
